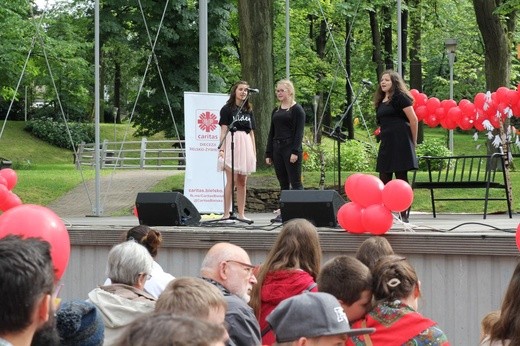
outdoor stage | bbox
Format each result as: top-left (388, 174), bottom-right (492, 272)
top-left (60, 211), bottom-right (519, 345)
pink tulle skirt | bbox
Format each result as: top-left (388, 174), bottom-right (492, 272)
top-left (217, 131), bottom-right (256, 175)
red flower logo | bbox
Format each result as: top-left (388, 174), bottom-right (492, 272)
top-left (198, 111), bottom-right (219, 132)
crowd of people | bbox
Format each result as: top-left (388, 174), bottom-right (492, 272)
top-left (3, 219), bottom-right (520, 345)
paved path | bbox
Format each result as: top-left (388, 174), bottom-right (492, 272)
top-left (48, 170), bottom-right (180, 218)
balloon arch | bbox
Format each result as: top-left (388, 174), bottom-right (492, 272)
top-left (411, 86), bottom-right (520, 147)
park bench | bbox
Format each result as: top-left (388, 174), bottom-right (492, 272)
top-left (411, 153), bottom-right (512, 219)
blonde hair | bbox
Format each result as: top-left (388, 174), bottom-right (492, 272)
top-left (276, 79), bottom-right (296, 103)
top-left (155, 277), bottom-right (227, 320)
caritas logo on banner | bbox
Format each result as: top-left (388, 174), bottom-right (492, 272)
top-left (184, 92), bottom-right (228, 213)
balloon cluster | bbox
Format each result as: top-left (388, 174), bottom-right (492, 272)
top-left (0, 168), bottom-right (22, 212)
top-left (411, 86), bottom-right (520, 132)
top-left (0, 168), bottom-right (70, 281)
top-left (337, 174), bottom-right (413, 235)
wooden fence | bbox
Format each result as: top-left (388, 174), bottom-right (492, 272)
top-left (74, 138), bottom-right (185, 169)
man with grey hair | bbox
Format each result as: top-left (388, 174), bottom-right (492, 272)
top-left (200, 242), bottom-right (261, 346)
top-left (88, 240), bottom-right (156, 345)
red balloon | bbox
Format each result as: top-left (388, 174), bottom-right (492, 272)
top-left (382, 179), bottom-right (414, 212)
top-left (0, 192), bottom-right (22, 212)
top-left (350, 174), bottom-right (384, 208)
top-left (0, 205), bottom-right (70, 281)
top-left (0, 168), bottom-right (17, 191)
top-left (415, 106), bottom-right (427, 121)
top-left (361, 204), bottom-right (394, 235)
top-left (426, 97), bottom-right (441, 114)
top-left (0, 175), bottom-right (7, 187)
top-left (337, 202), bottom-right (365, 234)
top-left (441, 99), bottom-right (457, 113)
top-left (516, 223), bottom-right (520, 252)
top-left (474, 92), bottom-right (486, 109)
top-left (496, 87), bottom-right (510, 105)
top-left (133, 205), bottom-right (139, 217)
top-left (426, 113), bottom-right (440, 128)
top-left (344, 173), bottom-right (364, 201)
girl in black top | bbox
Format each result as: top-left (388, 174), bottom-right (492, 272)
top-left (218, 81), bottom-right (256, 221)
top-left (374, 70), bottom-right (418, 222)
top-left (265, 80), bottom-right (305, 221)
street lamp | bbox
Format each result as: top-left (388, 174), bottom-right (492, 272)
top-left (445, 38), bottom-right (457, 152)
top-left (313, 95), bottom-right (320, 143)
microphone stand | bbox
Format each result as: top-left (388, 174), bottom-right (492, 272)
top-left (325, 83), bottom-right (370, 194)
top-left (205, 96), bottom-right (254, 226)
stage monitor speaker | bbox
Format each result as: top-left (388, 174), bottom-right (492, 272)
top-left (135, 192), bottom-right (201, 226)
top-left (280, 190), bottom-right (346, 227)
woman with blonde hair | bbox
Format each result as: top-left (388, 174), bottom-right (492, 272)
top-left (265, 79), bottom-right (306, 223)
top-left (249, 218), bottom-right (322, 345)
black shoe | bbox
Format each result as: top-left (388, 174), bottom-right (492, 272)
top-left (270, 214), bottom-right (282, 223)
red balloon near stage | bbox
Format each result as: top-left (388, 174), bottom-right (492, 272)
top-left (0, 204), bottom-right (70, 281)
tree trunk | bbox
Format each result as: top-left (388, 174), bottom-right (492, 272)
top-left (408, 0), bottom-right (423, 143)
top-left (368, 9), bottom-right (384, 80)
top-left (114, 61), bottom-right (121, 123)
top-left (381, 6), bottom-right (393, 70)
top-left (472, 0), bottom-right (515, 209)
top-left (238, 0), bottom-right (275, 165)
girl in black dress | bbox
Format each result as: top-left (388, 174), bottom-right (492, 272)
top-left (374, 70), bottom-right (418, 222)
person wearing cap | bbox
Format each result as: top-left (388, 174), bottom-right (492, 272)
top-left (347, 255), bottom-right (449, 345)
top-left (266, 292), bottom-right (374, 346)
top-left (200, 242), bottom-right (261, 346)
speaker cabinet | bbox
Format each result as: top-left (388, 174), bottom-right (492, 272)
top-left (135, 192), bottom-right (201, 226)
top-left (280, 190), bottom-right (346, 227)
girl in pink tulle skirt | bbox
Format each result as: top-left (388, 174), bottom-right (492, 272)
top-left (217, 81), bottom-right (257, 221)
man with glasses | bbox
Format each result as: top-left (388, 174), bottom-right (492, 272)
top-left (201, 242), bottom-right (261, 346)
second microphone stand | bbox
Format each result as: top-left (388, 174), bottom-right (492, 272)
top-left (323, 82), bottom-right (370, 194)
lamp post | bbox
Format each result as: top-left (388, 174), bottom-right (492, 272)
top-left (445, 38), bottom-right (457, 152)
top-left (313, 95), bottom-right (320, 143)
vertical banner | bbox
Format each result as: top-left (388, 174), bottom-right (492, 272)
top-left (183, 92), bottom-right (228, 213)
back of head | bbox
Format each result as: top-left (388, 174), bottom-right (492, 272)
top-left (124, 225), bottom-right (162, 258)
top-left (115, 313), bottom-right (227, 346)
top-left (318, 256), bottom-right (372, 305)
top-left (0, 235), bottom-right (54, 335)
top-left (355, 236), bottom-right (394, 271)
top-left (266, 292), bottom-right (374, 343)
top-left (56, 300), bottom-right (105, 346)
top-left (489, 260), bottom-right (520, 344)
top-left (250, 219), bottom-right (322, 314)
top-left (265, 218), bottom-right (321, 277)
top-left (106, 240), bottom-right (153, 286)
top-left (371, 255), bottom-right (417, 302)
top-left (155, 277), bottom-right (227, 321)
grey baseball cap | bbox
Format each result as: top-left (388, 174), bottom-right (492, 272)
top-left (266, 292), bottom-right (375, 343)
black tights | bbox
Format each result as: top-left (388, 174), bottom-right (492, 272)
top-left (379, 171), bottom-right (410, 219)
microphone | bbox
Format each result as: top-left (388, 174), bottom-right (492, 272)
top-left (362, 80), bottom-right (373, 87)
top-left (247, 87), bottom-right (260, 93)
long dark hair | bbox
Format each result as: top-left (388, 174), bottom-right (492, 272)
top-left (249, 218), bottom-right (322, 318)
top-left (225, 80), bottom-right (252, 112)
top-left (373, 69), bottom-right (413, 108)
top-left (488, 260), bottom-right (520, 344)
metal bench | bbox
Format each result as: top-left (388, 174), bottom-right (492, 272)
top-left (411, 153), bottom-right (512, 219)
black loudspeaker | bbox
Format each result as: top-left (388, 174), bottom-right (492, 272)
top-left (280, 190), bottom-right (346, 227)
top-left (135, 192), bottom-right (201, 226)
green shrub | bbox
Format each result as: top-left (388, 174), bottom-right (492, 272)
top-left (25, 117), bottom-right (95, 150)
top-left (303, 139), bottom-right (374, 172)
top-left (416, 138), bottom-right (452, 171)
